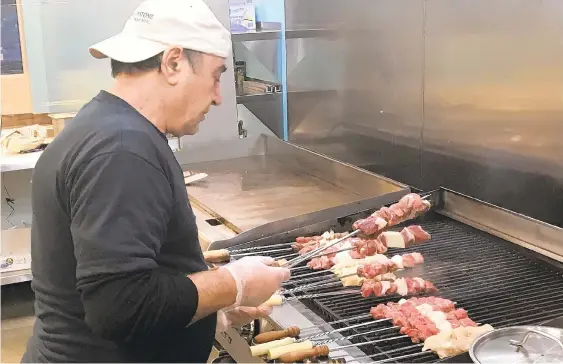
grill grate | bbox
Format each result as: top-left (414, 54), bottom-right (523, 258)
top-left (234, 213), bottom-right (563, 363)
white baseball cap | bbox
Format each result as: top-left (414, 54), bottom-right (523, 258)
top-left (89, 0), bottom-right (231, 62)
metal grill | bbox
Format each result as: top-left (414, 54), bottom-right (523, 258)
top-left (233, 212), bottom-right (563, 363)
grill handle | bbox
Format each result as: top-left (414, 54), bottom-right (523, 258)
top-left (253, 326), bottom-right (300, 344)
top-left (278, 345), bottom-right (330, 363)
top-left (509, 329), bottom-right (563, 352)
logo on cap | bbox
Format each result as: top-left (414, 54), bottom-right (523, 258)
top-left (134, 11), bottom-right (154, 24)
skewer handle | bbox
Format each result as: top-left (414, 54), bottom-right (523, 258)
top-left (203, 249), bottom-right (230, 263)
top-left (254, 326), bottom-right (300, 344)
top-left (263, 294), bottom-right (284, 306)
top-left (278, 345), bottom-right (330, 363)
top-left (269, 259), bottom-right (288, 267)
top-left (268, 259), bottom-right (287, 268)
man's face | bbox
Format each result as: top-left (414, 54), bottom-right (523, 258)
top-left (162, 48), bottom-right (227, 136)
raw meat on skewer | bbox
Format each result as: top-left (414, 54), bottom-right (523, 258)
top-left (361, 277), bottom-right (438, 298)
top-left (353, 193), bottom-right (431, 236)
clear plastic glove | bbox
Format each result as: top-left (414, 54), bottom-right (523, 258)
top-left (216, 305), bottom-right (273, 332)
top-left (222, 256), bottom-right (290, 308)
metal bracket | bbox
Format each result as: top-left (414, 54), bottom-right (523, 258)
top-left (238, 120), bottom-right (248, 138)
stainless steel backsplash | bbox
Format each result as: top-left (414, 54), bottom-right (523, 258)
top-left (284, 0), bottom-right (563, 227)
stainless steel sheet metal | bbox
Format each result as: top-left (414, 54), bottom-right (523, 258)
top-left (283, 0), bottom-right (563, 227)
top-left (422, 0), bottom-right (563, 227)
top-left (284, 0), bottom-right (425, 188)
top-left (184, 135), bottom-right (407, 233)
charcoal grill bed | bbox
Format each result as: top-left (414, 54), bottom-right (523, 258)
top-left (209, 188), bottom-right (563, 363)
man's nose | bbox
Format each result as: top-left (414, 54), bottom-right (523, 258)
top-left (212, 87), bottom-right (222, 106)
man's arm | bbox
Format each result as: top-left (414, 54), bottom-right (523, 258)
top-left (190, 267), bottom-right (237, 321)
top-left (70, 150), bottom-right (236, 343)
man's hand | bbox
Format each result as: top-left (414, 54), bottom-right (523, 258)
top-left (222, 256), bottom-right (290, 308)
top-left (216, 305), bottom-right (272, 332)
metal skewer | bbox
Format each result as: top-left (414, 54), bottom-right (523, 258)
top-left (287, 269), bottom-right (333, 281)
top-left (276, 241), bottom-right (355, 262)
top-left (282, 230), bottom-right (361, 268)
top-left (282, 289), bottom-right (362, 302)
top-left (277, 336), bottom-right (410, 363)
top-left (368, 351), bottom-right (430, 363)
top-left (276, 251), bottom-right (304, 261)
top-left (298, 244), bottom-right (366, 261)
top-left (311, 326), bottom-right (399, 345)
top-left (229, 247), bottom-right (294, 257)
top-left (282, 273), bottom-right (363, 290)
top-left (299, 314), bottom-right (373, 332)
top-left (337, 335), bottom-right (409, 350)
top-left (331, 343), bottom-right (424, 363)
top-left (300, 319), bottom-right (393, 341)
top-left (285, 233), bottom-right (417, 263)
top-left (283, 273), bottom-right (338, 287)
top-left (282, 283), bottom-right (444, 301)
top-left (280, 193), bottom-right (433, 268)
top-left (290, 266), bottom-right (313, 272)
top-left (281, 281), bottom-right (345, 295)
top-left (275, 252), bottom-right (300, 261)
top-left (285, 254), bottom-right (405, 285)
top-left (228, 242), bottom-right (297, 253)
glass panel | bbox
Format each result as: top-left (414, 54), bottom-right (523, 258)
top-left (21, 0), bottom-right (141, 113)
top-left (20, 0), bottom-right (238, 146)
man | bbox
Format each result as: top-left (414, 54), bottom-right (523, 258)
top-left (22, 0), bottom-right (290, 362)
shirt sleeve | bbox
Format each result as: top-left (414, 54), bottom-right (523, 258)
top-left (69, 150), bottom-right (199, 343)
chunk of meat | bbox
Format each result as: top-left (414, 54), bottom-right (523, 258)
top-left (352, 216), bottom-right (388, 236)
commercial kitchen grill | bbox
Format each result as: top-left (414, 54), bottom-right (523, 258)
top-left (209, 188), bottom-right (563, 363)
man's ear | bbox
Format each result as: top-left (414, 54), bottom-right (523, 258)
top-left (161, 47), bottom-right (184, 85)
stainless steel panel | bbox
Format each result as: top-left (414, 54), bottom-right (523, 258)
top-left (182, 135), bottom-right (407, 233)
top-left (215, 328), bottom-right (264, 363)
top-left (233, 40), bottom-right (279, 83)
top-left (237, 94), bottom-right (283, 138)
top-left (268, 301), bottom-right (368, 363)
top-left (284, 0), bottom-right (563, 228)
top-left (215, 294), bottom-right (366, 363)
top-left (438, 189), bottom-right (563, 263)
top-left (423, 0), bottom-right (563, 227)
top-left (284, 0), bottom-right (425, 187)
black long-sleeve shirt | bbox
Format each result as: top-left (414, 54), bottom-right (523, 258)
top-left (22, 90), bottom-right (216, 363)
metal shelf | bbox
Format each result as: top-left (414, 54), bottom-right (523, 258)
top-left (1, 269), bottom-right (32, 286)
top-left (285, 29), bottom-right (337, 39)
top-left (1, 139), bottom-right (181, 172)
top-left (1, 151), bottom-right (43, 173)
top-left (232, 30), bottom-right (281, 42)
top-left (236, 92), bottom-right (281, 104)
top-left (231, 29), bottom-right (336, 42)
